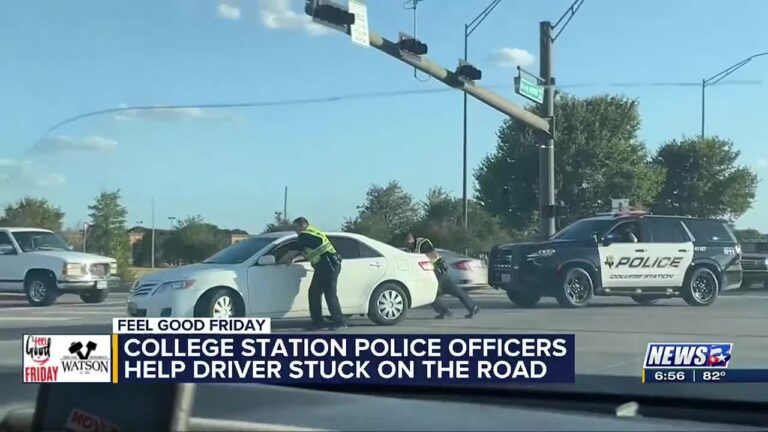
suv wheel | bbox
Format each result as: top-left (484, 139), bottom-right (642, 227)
top-left (80, 289), bottom-right (109, 304)
top-left (556, 267), bottom-right (593, 308)
top-left (506, 289), bottom-right (541, 307)
top-left (683, 267), bottom-right (719, 306)
top-left (25, 273), bottom-right (59, 307)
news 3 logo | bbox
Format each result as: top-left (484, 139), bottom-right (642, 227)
top-left (643, 343), bottom-right (733, 369)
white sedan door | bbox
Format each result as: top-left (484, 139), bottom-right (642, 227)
top-left (329, 236), bottom-right (387, 311)
top-left (247, 261), bottom-right (313, 316)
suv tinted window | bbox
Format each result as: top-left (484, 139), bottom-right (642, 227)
top-left (683, 220), bottom-right (736, 243)
top-left (645, 218), bottom-right (689, 243)
top-left (329, 237), bottom-right (362, 259)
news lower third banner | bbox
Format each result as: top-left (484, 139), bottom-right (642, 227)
top-left (24, 318), bottom-right (576, 385)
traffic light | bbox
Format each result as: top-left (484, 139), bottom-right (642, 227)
top-left (457, 61), bottom-right (482, 82)
top-left (398, 33), bottom-right (428, 57)
top-left (305, 0), bottom-right (355, 29)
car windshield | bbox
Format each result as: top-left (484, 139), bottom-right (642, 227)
top-left (742, 243), bottom-right (768, 254)
top-left (12, 231), bottom-right (71, 252)
top-left (550, 219), bottom-right (615, 241)
top-left (202, 237), bottom-right (278, 264)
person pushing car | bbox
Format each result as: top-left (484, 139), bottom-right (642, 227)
top-left (281, 217), bottom-right (346, 331)
top-left (404, 233), bottom-right (480, 319)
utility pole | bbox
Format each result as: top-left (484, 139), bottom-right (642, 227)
top-left (150, 198), bottom-right (155, 269)
top-left (283, 186), bottom-right (288, 222)
top-left (539, 21), bottom-right (556, 238)
top-left (82, 221), bottom-right (89, 252)
top-left (462, 0), bottom-right (501, 254)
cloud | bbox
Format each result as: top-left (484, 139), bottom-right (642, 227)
top-left (257, 0), bottom-right (330, 36)
top-left (488, 48), bottom-right (536, 69)
top-left (0, 159), bottom-right (66, 188)
top-left (757, 158), bottom-right (767, 169)
top-left (114, 105), bottom-right (241, 123)
top-left (217, 0), bottom-right (241, 20)
top-left (31, 135), bottom-right (118, 154)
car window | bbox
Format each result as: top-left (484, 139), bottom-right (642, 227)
top-left (742, 243), bottom-right (768, 254)
top-left (269, 240), bottom-right (304, 263)
top-left (683, 220), bottom-right (736, 243)
top-left (203, 237), bottom-right (275, 264)
top-left (0, 232), bottom-right (15, 255)
top-left (360, 243), bottom-right (382, 258)
top-left (607, 221), bottom-right (645, 243)
top-left (552, 219), bottom-right (615, 240)
top-left (329, 236), bottom-right (362, 259)
top-left (644, 218), bottom-right (689, 243)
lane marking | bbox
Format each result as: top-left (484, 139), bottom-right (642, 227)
top-left (0, 317), bottom-right (73, 322)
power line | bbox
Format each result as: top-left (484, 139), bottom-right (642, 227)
top-left (38, 79), bottom-right (763, 138)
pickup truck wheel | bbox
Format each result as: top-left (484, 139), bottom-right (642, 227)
top-left (25, 274), bottom-right (58, 307)
top-left (506, 289), bottom-right (541, 307)
top-left (80, 289), bottom-right (109, 304)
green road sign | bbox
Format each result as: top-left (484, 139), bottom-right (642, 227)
top-left (515, 69), bottom-right (544, 104)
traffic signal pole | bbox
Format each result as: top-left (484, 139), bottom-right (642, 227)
top-left (365, 30), bottom-right (550, 134)
top-left (539, 21), bottom-right (556, 238)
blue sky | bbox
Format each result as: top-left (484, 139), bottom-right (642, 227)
top-left (1, 0), bottom-right (766, 233)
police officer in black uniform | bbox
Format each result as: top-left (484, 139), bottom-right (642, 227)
top-left (281, 217), bottom-right (346, 331)
top-left (405, 233), bottom-right (480, 319)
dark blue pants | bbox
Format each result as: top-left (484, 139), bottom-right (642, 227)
top-left (308, 256), bottom-right (345, 325)
top-left (432, 267), bottom-right (477, 315)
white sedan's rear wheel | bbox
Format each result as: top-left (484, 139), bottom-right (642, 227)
top-left (367, 283), bottom-right (408, 325)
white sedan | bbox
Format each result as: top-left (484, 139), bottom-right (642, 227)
top-left (127, 231), bottom-right (439, 325)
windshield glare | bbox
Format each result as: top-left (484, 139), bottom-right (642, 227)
top-left (203, 237), bottom-right (278, 264)
top-left (551, 219), bottom-right (614, 241)
top-left (12, 231), bottom-right (71, 252)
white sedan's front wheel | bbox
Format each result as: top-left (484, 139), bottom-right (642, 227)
top-left (195, 288), bottom-right (242, 318)
top-left (367, 283), bottom-right (408, 326)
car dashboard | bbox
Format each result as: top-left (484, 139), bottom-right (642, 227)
top-left (2, 381), bottom-right (765, 431)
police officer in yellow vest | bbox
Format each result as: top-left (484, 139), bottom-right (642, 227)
top-left (284, 217), bottom-right (346, 331)
top-left (405, 233), bottom-right (480, 319)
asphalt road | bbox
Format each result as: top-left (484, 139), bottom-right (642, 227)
top-left (2, 288), bottom-right (768, 416)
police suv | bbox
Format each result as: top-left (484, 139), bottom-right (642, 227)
top-left (488, 212), bottom-right (742, 308)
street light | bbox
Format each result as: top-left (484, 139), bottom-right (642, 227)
top-left (701, 52), bottom-right (768, 138)
top-left (461, 0), bottom-right (501, 252)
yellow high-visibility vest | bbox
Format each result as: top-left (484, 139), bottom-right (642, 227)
top-left (415, 237), bottom-right (441, 264)
top-left (301, 225), bottom-right (337, 264)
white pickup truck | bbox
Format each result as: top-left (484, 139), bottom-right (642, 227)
top-left (0, 227), bottom-right (120, 306)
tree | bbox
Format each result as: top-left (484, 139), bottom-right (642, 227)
top-left (163, 216), bottom-right (229, 264)
top-left (86, 190), bottom-right (132, 281)
top-left (342, 181), bottom-right (421, 244)
top-left (475, 94), bottom-right (665, 233)
top-left (132, 229), bottom-right (170, 267)
top-left (0, 197), bottom-right (65, 232)
top-left (263, 213), bottom-right (294, 233)
top-left (412, 187), bottom-right (514, 256)
top-left (651, 137), bottom-right (758, 219)
top-left (733, 228), bottom-right (767, 242)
